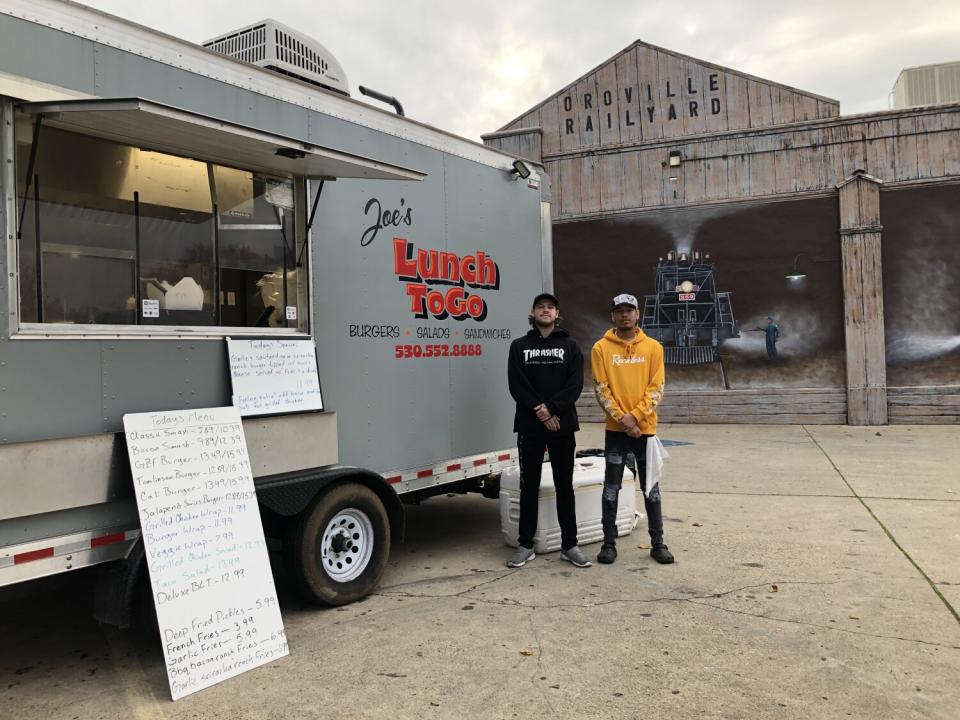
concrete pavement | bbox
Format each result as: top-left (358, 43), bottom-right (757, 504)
top-left (1, 423), bottom-right (958, 719)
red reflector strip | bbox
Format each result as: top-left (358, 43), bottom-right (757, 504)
top-left (91, 532), bottom-right (125, 548)
top-left (385, 476), bottom-right (401, 485)
top-left (14, 547), bottom-right (54, 565)
top-left (498, 453), bottom-right (511, 461)
top-left (473, 459), bottom-right (488, 466)
top-left (447, 463), bottom-right (462, 471)
top-left (417, 469), bottom-right (433, 478)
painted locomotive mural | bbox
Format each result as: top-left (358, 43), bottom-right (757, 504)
top-left (553, 196), bottom-right (847, 390)
top-left (640, 249), bottom-right (740, 365)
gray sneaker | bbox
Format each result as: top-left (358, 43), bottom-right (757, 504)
top-left (507, 545), bottom-right (535, 568)
top-left (560, 546), bottom-right (592, 568)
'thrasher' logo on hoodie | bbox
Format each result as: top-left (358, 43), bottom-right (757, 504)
top-left (523, 348), bottom-right (565, 363)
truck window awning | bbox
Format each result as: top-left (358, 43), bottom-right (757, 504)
top-left (18, 98), bottom-right (427, 181)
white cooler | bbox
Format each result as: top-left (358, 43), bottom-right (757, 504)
top-left (499, 456), bottom-right (641, 553)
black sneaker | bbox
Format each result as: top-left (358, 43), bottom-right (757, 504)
top-left (651, 544), bottom-right (674, 564)
top-left (597, 544), bottom-right (617, 564)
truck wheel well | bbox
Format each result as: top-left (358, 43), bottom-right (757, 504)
top-left (255, 467), bottom-right (404, 542)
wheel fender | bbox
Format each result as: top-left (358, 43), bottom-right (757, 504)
top-left (93, 537), bottom-right (145, 629)
top-left (255, 466), bottom-right (404, 542)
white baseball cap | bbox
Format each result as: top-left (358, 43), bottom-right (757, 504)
top-left (611, 293), bottom-right (638, 309)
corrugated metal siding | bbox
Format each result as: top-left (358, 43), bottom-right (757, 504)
top-left (908, 67), bottom-right (937, 106)
top-left (940, 64), bottom-right (960, 103)
top-left (894, 61), bottom-right (960, 108)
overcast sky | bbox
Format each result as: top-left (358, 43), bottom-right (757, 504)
top-left (80, 0), bottom-right (960, 141)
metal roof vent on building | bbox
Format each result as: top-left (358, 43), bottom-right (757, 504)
top-left (203, 19), bottom-right (350, 97)
top-left (892, 60), bottom-right (960, 108)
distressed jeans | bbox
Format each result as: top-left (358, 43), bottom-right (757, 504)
top-left (602, 430), bottom-right (663, 546)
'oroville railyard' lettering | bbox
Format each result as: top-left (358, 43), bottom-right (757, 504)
top-left (560, 74), bottom-right (723, 136)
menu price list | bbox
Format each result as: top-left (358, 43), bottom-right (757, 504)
top-left (124, 407), bottom-right (288, 701)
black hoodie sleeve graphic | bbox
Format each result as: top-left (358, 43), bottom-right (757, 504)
top-left (508, 339), bottom-right (543, 410)
top-left (544, 341), bottom-right (584, 417)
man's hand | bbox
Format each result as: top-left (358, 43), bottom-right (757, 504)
top-left (534, 403), bottom-right (552, 422)
top-left (543, 416), bottom-right (560, 432)
top-left (619, 413), bottom-right (638, 430)
top-left (626, 425), bottom-right (643, 438)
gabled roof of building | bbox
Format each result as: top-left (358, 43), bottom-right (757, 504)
top-left (491, 39), bottom-right (840, 155)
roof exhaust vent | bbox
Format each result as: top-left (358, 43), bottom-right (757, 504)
top-left (358, 86), bottom-right (404, 116)
top-left (203, 19), bottom-right (350, 97)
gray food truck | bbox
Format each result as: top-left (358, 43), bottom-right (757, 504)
top-left (0, 0), bottom-right (550, 620)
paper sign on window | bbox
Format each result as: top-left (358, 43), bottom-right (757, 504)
top-left (226, 338), bottom-right (323, 416)
top-left (142, 299), bottom-right (160, 317)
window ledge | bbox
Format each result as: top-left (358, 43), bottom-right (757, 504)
top-left (11, 323), bottom-right (310, 341)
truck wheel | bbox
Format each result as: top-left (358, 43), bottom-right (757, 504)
top-left (285, 483), bottom-right (391, 606)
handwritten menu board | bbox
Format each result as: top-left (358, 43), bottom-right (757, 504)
top-left (123, 407), bottom-right (288, 701)
top-left (226, 338), bottom-right (323, 417)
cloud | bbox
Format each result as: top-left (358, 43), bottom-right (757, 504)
top-left (78, 0), bottom-right (960, 140)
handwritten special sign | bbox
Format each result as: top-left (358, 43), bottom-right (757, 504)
top-left (124, 407), bottom-right (288, 700)
top-left (226, 338), bottom-right (323, 416)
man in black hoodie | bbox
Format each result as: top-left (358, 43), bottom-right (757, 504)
top-left (506, 293), bottom-right (591, 569)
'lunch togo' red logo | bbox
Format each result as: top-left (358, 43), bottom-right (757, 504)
top-left (393, 238), bottom-right (499, 321)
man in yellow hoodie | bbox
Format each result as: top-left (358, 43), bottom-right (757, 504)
top-left (591, 293), bottom-right (674, 565)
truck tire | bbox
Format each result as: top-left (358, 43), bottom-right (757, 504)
top-left (285, 483), bottom-right (391, 606)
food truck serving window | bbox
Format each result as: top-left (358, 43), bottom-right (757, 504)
top-left (14, 116), bottom-right (307, 332)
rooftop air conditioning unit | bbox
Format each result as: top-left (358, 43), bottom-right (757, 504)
top-left (203, 19), bottom-right (350, 97)
top-left (892, 61), bottom-right (960, 109)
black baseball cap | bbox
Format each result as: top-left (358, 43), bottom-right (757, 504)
top-left (532, 292), bottom-right (560, 308)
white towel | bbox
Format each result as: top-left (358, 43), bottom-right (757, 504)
top-left (644, 435), bottom-right (669, 498)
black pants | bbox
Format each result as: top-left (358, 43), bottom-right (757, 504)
top-left (766, 336), bottom-right (778, 359)
top-left (602, 430), bottom-right (664, 546)
top-left (517, 433), bottom-right (578, 551)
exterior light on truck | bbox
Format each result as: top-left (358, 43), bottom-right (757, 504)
top-left (511, 159), bottom-right (532, 179)
top-left (276, 147), bottom-right (307, 159)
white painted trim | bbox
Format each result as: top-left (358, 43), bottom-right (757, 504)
top-left (13, 323), bottom-right (310, 340)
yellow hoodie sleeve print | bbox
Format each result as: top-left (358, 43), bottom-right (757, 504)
top-left (631, 341), bottom-right (665, 431)
top-left (592, 342), bottom-right (626, 423)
